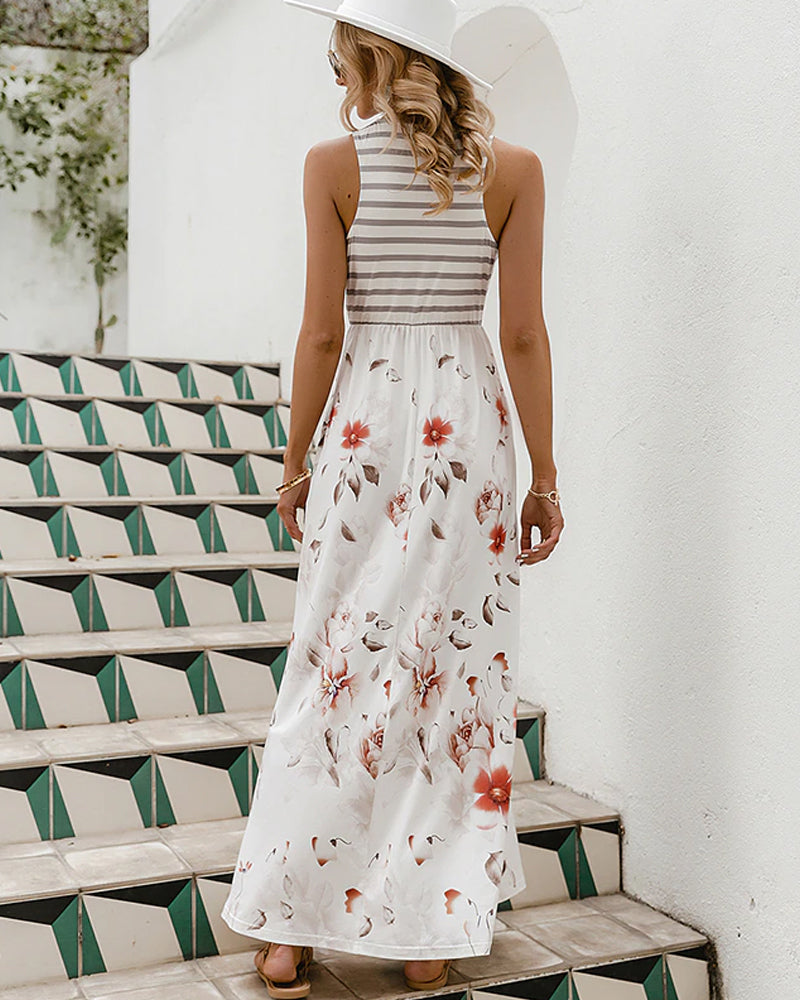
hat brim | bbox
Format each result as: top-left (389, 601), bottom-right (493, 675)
top-left (283, 0), bottom-right (493, 91)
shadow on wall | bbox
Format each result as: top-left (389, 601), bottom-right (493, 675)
top-left (456, 3), bottom-right (577, 328)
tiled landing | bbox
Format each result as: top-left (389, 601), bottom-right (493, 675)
top-left (1, 894), bottom-right (709, 1000)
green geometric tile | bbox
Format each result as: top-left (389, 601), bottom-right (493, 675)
top-left (666, 947), bottom-right (708, 1000)
top-left (120, 360), bottom-right (142, 396)
top-left (52, 771), bottom-right (75, 839)
top-left (476, 975), bottom-right (568, 1000)
top-left (0, 353), bottom-right (21, 392)
top-left (517, 716), bottom-right (541, 780)
top-left (233, 366), bottom-right (253, 401)
top-left (5, 584), bottom-right (24, 638)
top-left (206, 662), bottom-right (224, 714)
top-left (123, 507), bottom-right (141, 555)
top-left (59, 357), bottom-right (80, 394)
top-left (118, 664), bottom-right (137, 722)
top-left (178, 363), bottom-right (199, 399)
top-left (78, 401), bottom-right (99, 445)
top-left (230, 747), bottom-right (250, 815)
top-left (194, 888), bottom-right (219, 958)
top-left (30, 450), bottom-right (50, 496)
top-left (100, 453), bottom-right (119, 496)
top-left (169, 880), bottom-right (194, 960)
top-left (97, 655), bottom-right (118, 723)
top-left (80, 903), bottom-right (107, 976)
top-left (12, 399), bottom-right (39, 445)
top-left (153, 573), bottom-right (175, 627)
top-left (170, 454), bottom-right (188, 495)
top-left (187, 652), bottom-right (207, 713)
top-left (266, 505), bottom-right (290, 551)
top-left (26, 766), bottom-right (50, 839)
top-left (196, 505), bottom-right (217, 553)
top-left (575, 954), bottom-right (664, 1000)
top-left (155, 765), bottom-right (176, 826)
top-left (130, 757), bottom-right (153, 827)
top-left (232, 571), bottom-right (251, 622)
top-left (50, 896), bottom-right (82, 978)
top-left (23, 667), bottom-right (46, 730)
top-left (233, 454), bottom-right (250, 494)
top-left (0, 659), bottom-right (24, 729)
top-left (144, 403), bottom-right (169, 446)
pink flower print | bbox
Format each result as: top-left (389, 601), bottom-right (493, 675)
top-left (386, 483), bottom-right (411, 527)
top-left (422, 414), bottom-right (453, 450)
top-left (447, 706), bottom-right (492, 771)
top-left (475, 480), bottom-right (503, 525)
top-left (473, 764), bottom-right (512, 816)
top-left (407, 652), bottom-right (445, 715)
top-left (314, 657), bottom-right (357, 714)
top-left (342, 419), bottom-right (370, 450)
top-left (358, 716), bottom-right (385, 778)
top-left (414, 599), bottom-right (445, 649)
top-left (488, 521), bottom-right (507, 557)
top-left (325, 601), bottom-right (357, 650)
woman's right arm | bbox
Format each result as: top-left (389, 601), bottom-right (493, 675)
top-left (496, 146), bottom-right (563, 564)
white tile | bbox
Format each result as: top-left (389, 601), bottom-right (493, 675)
top-left (118, 654), bottom-right (200, 721)
top-left (0, 851), bottom-right (77, 903)
top-left (0, 508), bottom-right (57, 559)
top-left (79, 958), bottom-right (208, 997)
top-left (0, 456), bottom-right (38, 499)
top-left (93, 575), bottom-right (165, 631)
top-left (207, 649), bottom-right (277, 713)
top-left (54, 765), bottom-right (147, 837)
top-left (0, 919), bottom-right (74, 990)
top-left (175, 572), bottom-right (243, 627)
top-left (218, 406), bottom-right (270, 450)
top-left (117, 453), bottom-right (176, 497)
top-left (8, 577), bottom-right (83, 635)
top-left (74, 357), bottom-right (126, 398)
top-left (82, 895), bottom-right (185, 972)
top-left (248, 454), bottom-right (282, 494)
top-left (0, 405), bottom-right (21, 444)
top-left (142, 507), bottom-right (205, 555)
top-left (133, 361), bottom-right (182, 399)
top-left (12, 353), bottom-right (64, 395)
top-left (62, 839), bottom-right (189, 888)
top-left (95, 400), bottom-right (153, 449)
top-left (26, 657), bottom-right (112, 727)
top-left (68, 506), bottom-right (134, 558)
top-left (244, 365), bottom-right (280, 401)
top-left (159, 403), bottom-right (214, 450)
top-left (29, 400), bottom-right (87, 448)
top-left (190, 364), bottom-right (236, 401)
top-left (157, 754), bottom-right (242, 823)
top-left (183, 454), bottom-right (240, 496)
top-left (48, 452), bottom-right (108, 498)
top-left (251, 568), bottom-right (297, 622)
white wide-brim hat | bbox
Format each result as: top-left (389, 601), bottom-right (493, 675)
top-left (283, 0), bottom-right (492, 91)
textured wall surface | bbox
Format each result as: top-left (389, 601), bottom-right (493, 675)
top-left (128, 1), bottom-right (800, 995)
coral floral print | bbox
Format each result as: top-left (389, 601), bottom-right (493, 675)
top-left (220, 324), bottom-right (528, 959)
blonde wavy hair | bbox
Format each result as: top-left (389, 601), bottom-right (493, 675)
top-left (332, 20), bottom-right (496, 217)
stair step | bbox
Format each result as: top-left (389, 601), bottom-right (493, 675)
top-left (0, 392), bottom-right (291, 450)
top-left (0, 444), bottom-right (295, 500)
top-left (0, 349), bottom-right (282, 403)
top-left (0, 551), bottom-right (300, 637)
top-left (0, 778), bottom-right (631, 990)
top-left (0, 800), bottom-right (707, 992)
top-left (0, 702), bottom-right (544, 845)
top-left (0, 495), bottom-right (301, 559)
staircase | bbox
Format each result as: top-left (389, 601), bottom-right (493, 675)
top-left (0, 349), bottom-right (712, 999)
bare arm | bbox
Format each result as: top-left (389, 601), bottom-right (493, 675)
top-left (497, 149), bottom-right (562, 563)
top-left (279, 142), bottom-right (348, 540)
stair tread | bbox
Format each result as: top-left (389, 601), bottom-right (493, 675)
top-left (0, 494), bottom-right (289, 507)
top-left (0, 390), bottom-right (287, 407)
top-left (0, 892), bottom-right (708, 1000)
top-left (0, 346), bottom-right (282, 371)
top-left (0, 548), bottom-right (300, 577)
top-left (0, 699), bottom-right (543, 765)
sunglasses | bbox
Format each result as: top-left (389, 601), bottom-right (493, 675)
top-left (327, 48), bottom-right (344, 79)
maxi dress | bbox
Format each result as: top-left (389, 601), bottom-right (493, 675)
top-left (220, 111), bottom-right (527, 960)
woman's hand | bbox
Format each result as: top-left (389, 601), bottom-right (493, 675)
top-left (516, 487), bottom-right (563, 565)
top-left (276, 464), bottom-right (311, 544)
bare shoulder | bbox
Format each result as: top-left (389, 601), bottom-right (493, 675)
top-left (490, 137), bottom-right (543, 194)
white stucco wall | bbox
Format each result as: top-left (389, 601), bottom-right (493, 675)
top-left (128, 1), bottom-right (800, 995)
top-left (0, 45), bottom-right (128, 356)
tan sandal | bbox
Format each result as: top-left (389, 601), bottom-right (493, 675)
top-left (404, 959), bottom-right (451, 990)
top-left (254, 941), bottom-right (314, 998)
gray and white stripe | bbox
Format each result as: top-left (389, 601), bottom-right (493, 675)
top-left (346, 116), bottom-right (497, 326)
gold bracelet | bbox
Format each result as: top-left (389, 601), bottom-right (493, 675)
top-left (277, 468), bottom-right (312, 494)
top-left (528, 487), bottom-right (560, 505)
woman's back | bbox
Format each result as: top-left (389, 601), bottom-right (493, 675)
top-left (345, 113), bottom-right (498, 327)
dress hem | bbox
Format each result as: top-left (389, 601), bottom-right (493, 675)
top-left (219, 878), bottom-right (528, 960)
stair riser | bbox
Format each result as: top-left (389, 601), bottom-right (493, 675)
top-left (0, 644), bottom-right (288, 730)
top-left (0, 500), bottom-right (299, 559)
top-left (0, 351), bottom-right (281, 402)
top-left (0, 395), bottom-right (290, 450)
top-left (0, 567), bottom-right (298, 637)
top-left (0, 447), bottom-right (292, 500)
top-left (0, 719), bottom-right (543, 845)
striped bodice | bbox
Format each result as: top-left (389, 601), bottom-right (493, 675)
top-left (346, 113), bottom-right (497, 326)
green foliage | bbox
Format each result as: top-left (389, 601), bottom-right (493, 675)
top-left (0, 1), bottom-right (145, 352)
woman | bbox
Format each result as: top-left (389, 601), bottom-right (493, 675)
top-left (220, 0), bottom-right (563, 994)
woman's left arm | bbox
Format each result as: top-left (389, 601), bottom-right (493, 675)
top-left (278, 141), bottom-right (348, 538)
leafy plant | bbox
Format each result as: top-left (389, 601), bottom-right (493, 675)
top-left (0, 1), bottom-right (146, 352)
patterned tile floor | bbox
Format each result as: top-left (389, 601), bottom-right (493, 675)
top-left (0, 894), bottom-right (708, 999)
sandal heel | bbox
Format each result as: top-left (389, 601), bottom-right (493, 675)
top-left (255, 942), bottom-right (314, 998)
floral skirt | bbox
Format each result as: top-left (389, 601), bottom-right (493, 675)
top-left (220, 322), bottom-right (527, 959)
